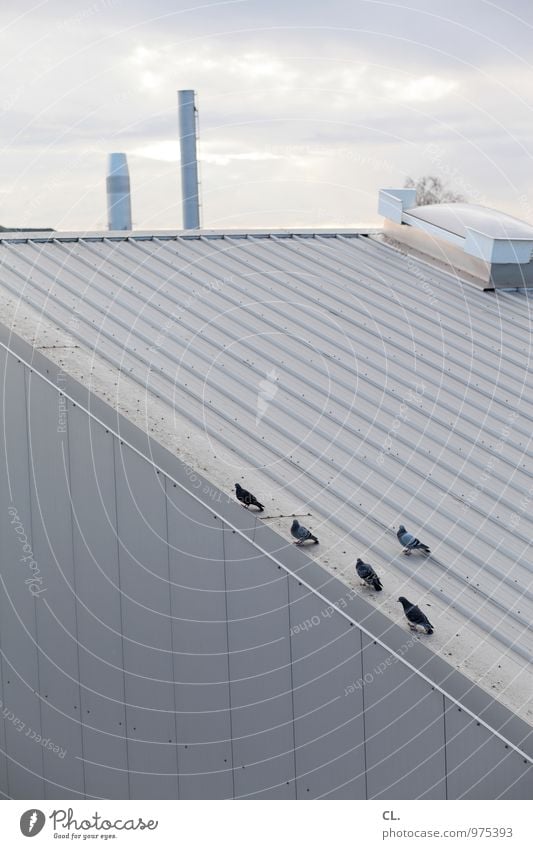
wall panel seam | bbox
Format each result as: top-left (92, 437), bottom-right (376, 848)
top-left (222, 524), bottom-right (236, 799)
top-left (65, 397), bottom-right (87, 798)
top-left (164, 474), bottom-right (181, 799)
top-left (24, 365), bottom-right (46, 795)
top-left (112, 435), bottom-right (131, 799)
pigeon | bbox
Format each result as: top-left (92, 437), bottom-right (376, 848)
top-left (398, 596), bottom-right (434, 634)
top-left (397, 524), bottom-right (430, 555)
top-left (355, 558), bottom-right (383, 591)
top-left (234, 483), bottom-right (264, 511)
top-left (290, 519), bottom-right (319, 545)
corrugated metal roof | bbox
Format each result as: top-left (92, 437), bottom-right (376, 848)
top-left (0, 230), bottom-right (531, 719)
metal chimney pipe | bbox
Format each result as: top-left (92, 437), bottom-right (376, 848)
top-left (107, 152), bottom-right (132, 230)
top-left (178, 90), bottom-right (201, 230)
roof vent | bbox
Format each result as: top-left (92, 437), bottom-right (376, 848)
top-left (107, 153), bottom-right (132, 231)
top-left (378, 188), bottom-right (533, 289)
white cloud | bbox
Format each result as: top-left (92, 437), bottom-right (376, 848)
top-left (0, 2), bottom-right (531, 229)
top-left (132, 139), bottom-right (283, 165)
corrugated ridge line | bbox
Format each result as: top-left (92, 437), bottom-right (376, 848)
top-left (319, 234), bottom-right (533, 379)
top-left (1, 334), bottom-right (531, 765)
top-left (179, 234), bottom-right (533, 447)
top-left (495, 289), bottom-right (533, 323)
top-left (293, 233), bottom-right (516, 357)
top-left (163, 235), bottom-right (532, 459)
top-left (349, 235), bottom-right (533, 347)
top-left (365, 235), bottom-right (533, 329)
top-left (236, 234), bottom-right (533, 423)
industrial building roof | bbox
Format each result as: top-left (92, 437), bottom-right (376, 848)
top-left (0, 228), bottom-right (531, 724)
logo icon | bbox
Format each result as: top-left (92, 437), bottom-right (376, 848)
top-left (20, 810), bottom-right (45, 837)
top-left (256, 368), bottom-right (279, 426)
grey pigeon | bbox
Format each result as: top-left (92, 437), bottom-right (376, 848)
top-left (291, 519), bottom-right (319, 545)
top-left (398, 596), bottom-right (433, 634)
top-left (397, 524), bottom-right (430, 555)
top-left (235, 483), bottom-right (264, 511)
top-left (355, 558), bottom-right (383, 591)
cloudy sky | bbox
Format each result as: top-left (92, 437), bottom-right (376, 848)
top-left (1, 0), bottom-right (532, 230)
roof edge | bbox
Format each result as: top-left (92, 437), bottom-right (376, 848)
top-left (0, 227), bottom-right (381, 243)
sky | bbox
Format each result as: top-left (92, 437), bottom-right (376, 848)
top-left (0, 0), bottom-right (532, 230)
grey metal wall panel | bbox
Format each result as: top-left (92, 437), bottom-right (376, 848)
top-left (67, 405), bottom-right (129, 800)
top-left (362, 634), bottom-right (446, 799)
top-left (289, 579), bottom-right (366, 799)
top-left (0, 659), bottom-right (7, 797)
top-left (444, 701), bottom-right (533, 799)
top-left (0, 353), bottom-right (44, 798)
top-left (114, 443), bottom-right (179, 799)
top-left (224, 530), bottom-right (295, 799)
top-left (166, 479), bottom-right (233, 799)
top-left (25, 373), bottom-right (85, 798)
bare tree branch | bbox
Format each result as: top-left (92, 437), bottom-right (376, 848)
top-left (404, 175), bottom-right (466, 206)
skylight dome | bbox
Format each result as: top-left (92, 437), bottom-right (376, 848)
top-left (408, 202), bottom-right (533, 241)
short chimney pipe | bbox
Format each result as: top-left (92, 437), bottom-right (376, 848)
top-left (107, 152), bottom-right (132, 231)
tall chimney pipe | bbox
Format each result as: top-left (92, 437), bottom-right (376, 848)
top-left (107, 152), bottom-right (132, 231)
top-left (178, 89), bottom-right (201, 230)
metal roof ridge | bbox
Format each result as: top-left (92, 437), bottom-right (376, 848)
top-left (0, 227), bottom-right (380, 244)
